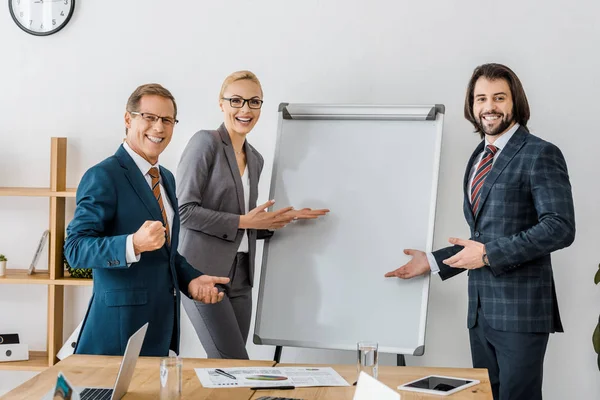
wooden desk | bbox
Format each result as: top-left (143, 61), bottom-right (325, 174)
top-left (249, 364), bottom-right (492, 400)
top-left (2, 356), bottom-right (492, 399)
top-left (2, 355), bottom-right (275, 400)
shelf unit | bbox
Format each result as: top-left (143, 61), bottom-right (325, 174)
top-left (0, 137), bottom-right (87, 371)
top-left (0, 352), bottom-right (48, 372)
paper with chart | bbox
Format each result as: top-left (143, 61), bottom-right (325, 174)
top-left (195, 366), bottom-right (351, 388)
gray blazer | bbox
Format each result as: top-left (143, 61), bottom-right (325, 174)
top-left (176, 123), bottom-right (264, 285)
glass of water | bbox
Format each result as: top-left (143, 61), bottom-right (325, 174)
top-left (357, 341), bottom-right (379, 380)
top-left (159, 356), bottom-right (182, 399)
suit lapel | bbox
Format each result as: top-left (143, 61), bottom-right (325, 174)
top-left (473, 127), bottom-right (528, 220)
top-left (464, 141), bottom-right (485, 226)
top-left (115, 145), bottom-right (163, 222)
top-left (218, 124), bottom-right (245, 214)
top-left (245, 141), bottom-right (259, 209)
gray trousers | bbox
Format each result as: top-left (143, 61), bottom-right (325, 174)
top-left (182, 252), bottom-right (252, 359)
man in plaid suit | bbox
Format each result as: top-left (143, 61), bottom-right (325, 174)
top-left (385, 63), bottom-right (575, 400)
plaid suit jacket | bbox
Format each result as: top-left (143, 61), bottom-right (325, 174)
top-left (433, 127), bottom-right (575, 333)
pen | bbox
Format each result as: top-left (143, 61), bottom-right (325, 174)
top-left (251, 385), bottom-right (296, 390)
top-left (214, 368), bottom-right (236, 380)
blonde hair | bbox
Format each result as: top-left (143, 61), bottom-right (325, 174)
top-left (219, 70), bottom-right (263, 100)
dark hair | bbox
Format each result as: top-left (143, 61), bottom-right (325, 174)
top-left (464, 63), bottom-right (530, 138)
top-left (125, 83), bottom-right (177, 135)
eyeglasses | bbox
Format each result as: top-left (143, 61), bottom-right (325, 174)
top-left (129, 111), bottom-right (178, 127)
top-left (221, 97), bottom-right (264, 109)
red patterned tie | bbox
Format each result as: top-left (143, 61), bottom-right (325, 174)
top-left (147, 167), bottom-right (170, 245)
top-left (470, 144), bottom-right (498, 214)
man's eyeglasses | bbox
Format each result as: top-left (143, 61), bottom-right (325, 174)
top-left (129, 111), bottom-right (178, 127)
top-left (221, 97), bottom-right (264, 109)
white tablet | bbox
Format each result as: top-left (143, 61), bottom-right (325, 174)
top-left (398, 375), bottom-right (480, 396)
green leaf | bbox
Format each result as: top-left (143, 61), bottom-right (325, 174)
top-left (594, 322), bottom-right (600, 354)
top-left (595, 267), bottom-right (600, 285)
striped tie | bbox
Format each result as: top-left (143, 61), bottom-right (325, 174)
top-left (147, 167), bottom-right (170, 246)
top-left (470, 144), bottom-right (498, 214)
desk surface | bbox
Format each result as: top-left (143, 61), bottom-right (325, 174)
top-left (2, 356), bottom-right (492, 400)
top-left (250, 363), bottom-right (492, 400)
top-left (3, 355), bottom-right (275, 400)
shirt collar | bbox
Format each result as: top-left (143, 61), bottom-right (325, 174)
top-left (485, 123), bottom-right (520, 150)
top-left (122, 141), bottom-right (159, 177)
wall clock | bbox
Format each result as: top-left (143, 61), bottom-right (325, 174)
top-left (9, 0), bottom-right (75, 36)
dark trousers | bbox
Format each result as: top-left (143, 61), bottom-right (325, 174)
top-left (182, 252), bottom-right (252, 359)
top-left (470, 307), bottom-right (549, 400)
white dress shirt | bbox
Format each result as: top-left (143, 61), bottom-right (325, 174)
top-left (237, 166), bottom-right (250, 253)
top-left (427, 123), bottom-right (520, 273)
top-left (123, 142), bottom-right (174, 264)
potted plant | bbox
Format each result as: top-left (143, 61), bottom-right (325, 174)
top-left (0, 254), bottom-right (7, 277)
top-left (63, 256), bottom-right (92, 279)
top-left (594, 264), bottom-right (600, 371)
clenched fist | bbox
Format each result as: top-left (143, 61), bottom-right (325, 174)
top-left (133, 220), bottom-right (166, 255)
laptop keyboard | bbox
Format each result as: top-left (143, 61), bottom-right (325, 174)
top-left (80, 388), bottom-right (113, 400)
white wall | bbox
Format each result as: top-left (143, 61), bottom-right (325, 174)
top-left (1, 0), bottom-right (599, 398)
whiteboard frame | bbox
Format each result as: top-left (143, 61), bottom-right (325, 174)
top-left (254, 103), bottom-right (444, 356)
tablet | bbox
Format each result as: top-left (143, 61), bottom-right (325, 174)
top-left (397, 375), bottom-right (480, 396)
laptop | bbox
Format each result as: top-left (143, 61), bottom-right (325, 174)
top-left (353, 372), bottom-right (400, 400)
top-left (42, 322), bottom-right (148, 400)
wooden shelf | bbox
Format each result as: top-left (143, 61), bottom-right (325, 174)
top-left (55, 275), bottom-right (93, 286)
top-left (0, 269), bottom-right (50, 284)
top-left (0, 351), bottom-right (48, 371)
top-left (0, 187), bottom-right (76, 197)
top-left (0, 138), bottom-right (82, 371)
top-left (0, 269), bottom-right (92, 286)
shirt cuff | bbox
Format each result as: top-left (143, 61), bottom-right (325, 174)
top-left (126, 234), bottom-right (141, 265)
top-left (426, 252), bottom-right (440, 274)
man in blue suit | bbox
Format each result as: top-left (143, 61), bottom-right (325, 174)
top-left (64, 83), bottom-right (230, 357)
top-left (386, 64), bottom-right (575, 400)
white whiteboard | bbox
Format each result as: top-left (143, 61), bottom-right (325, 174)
top-left (253, 104), bottom-right (444, 355)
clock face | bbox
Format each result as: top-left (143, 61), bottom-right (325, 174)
top-left (9, 0), bottom-right (75, 36)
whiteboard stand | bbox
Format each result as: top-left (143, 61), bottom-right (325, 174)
top-left (274, 345), bottom-right (283, 363)
top-left (397, 354), bottom-right (406, 366)
top-left (255, 103), bottom-right (445, 365)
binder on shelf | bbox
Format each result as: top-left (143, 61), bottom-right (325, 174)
top-left (57, 321), bottom-right (82, 360)
top-left (0, 333), bottom-right (19, 345)
top-left (0, 343), bottom-right (29, 362)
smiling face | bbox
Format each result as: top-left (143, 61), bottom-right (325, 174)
top-left (219, 79), bottom-right (263, 138)
top-left (124, 94), bottom-right (175, 164)
top-left (472, 77), bottom-right (515, 138)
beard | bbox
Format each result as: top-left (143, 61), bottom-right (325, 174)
top-left (476, 112), bottom-right (514, 137)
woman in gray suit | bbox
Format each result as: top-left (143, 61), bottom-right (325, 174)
top-left (176, 71), bottom-right (328, 359)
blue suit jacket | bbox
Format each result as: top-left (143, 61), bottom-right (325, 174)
top-left (64, 145), bottom-right (202, 356)
top-left (433, 127), bottom-right (575, 333)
